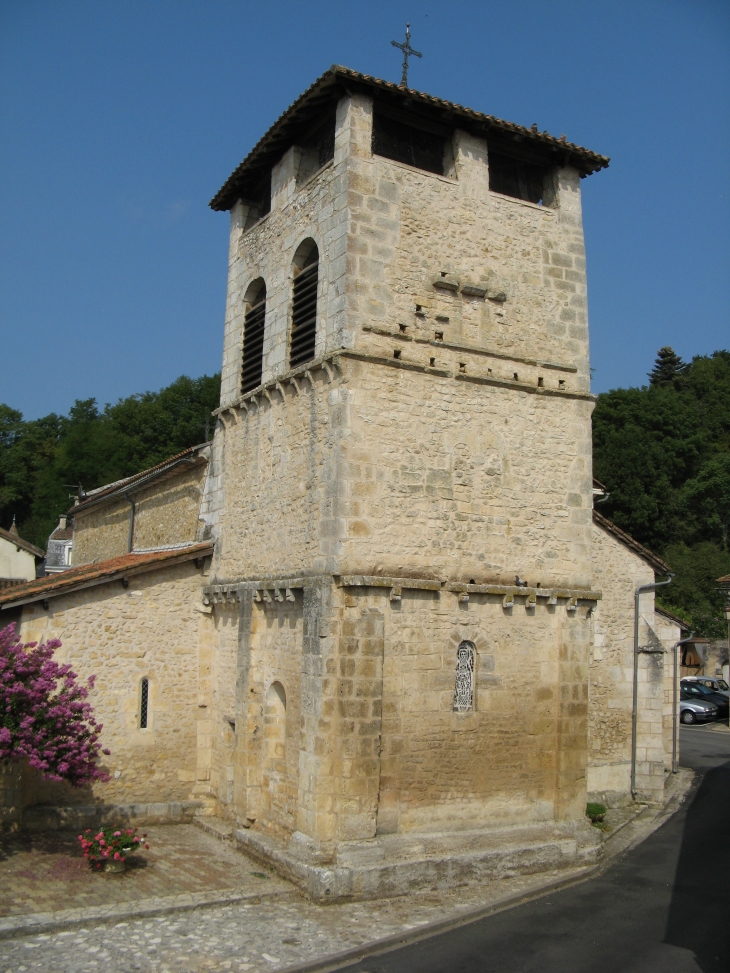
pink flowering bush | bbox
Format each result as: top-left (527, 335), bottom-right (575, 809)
top-left (0, 623), bottom-right (109, 786)
top-left (79, 826), bottom-right (149, 868)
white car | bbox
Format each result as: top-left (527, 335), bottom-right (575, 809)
top-left (682, 676), bottom-right (729, 699)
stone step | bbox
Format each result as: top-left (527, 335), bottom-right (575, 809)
top-left (193, 814), bottom-right (235, 842)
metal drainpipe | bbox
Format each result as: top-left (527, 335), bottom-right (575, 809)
top-left (124, 495), bottom-right (136, 553)
top-left (631, 575), bottom-right (673, 799)
top-left (672, 631), bottom-right (695, 774)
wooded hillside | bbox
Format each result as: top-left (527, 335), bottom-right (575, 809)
top-left (0, 374), bottom-right (220, 551)
top-left (593, 348), bottom-right (730, 636)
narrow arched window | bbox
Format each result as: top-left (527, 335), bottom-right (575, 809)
top-left (140, 677), bottom-right (149, 729)
top-left (290, 240), bottom-right (319, 368)
top-left (453, 641), bottom-right (475, 712)
top-left (242, 279), bottom-right (266, 394)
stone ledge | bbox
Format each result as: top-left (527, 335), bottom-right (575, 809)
top-left (362, 324), bottom-right (578, 373)
top-left (235, 822), bottom-right (602, 902)
top-left (17, 800), bottom-right (204, 832)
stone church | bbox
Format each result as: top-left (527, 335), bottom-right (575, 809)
top-left (0, 67), bottom-right (680, 899)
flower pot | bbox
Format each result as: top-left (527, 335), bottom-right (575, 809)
top-left (101, 858), bottom-right (126, 873)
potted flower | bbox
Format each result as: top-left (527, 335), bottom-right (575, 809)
top-left (78, 826), bottom-right (149, 872)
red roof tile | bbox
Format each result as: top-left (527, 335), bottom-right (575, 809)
top-left (0, 543), bottom-right (213, 610)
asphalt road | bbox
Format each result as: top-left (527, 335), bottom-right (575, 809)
top-left (339, 724), bottom-right (730, 973)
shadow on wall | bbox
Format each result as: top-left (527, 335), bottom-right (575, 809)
top-left (663, 757), bottom-right (730, 972)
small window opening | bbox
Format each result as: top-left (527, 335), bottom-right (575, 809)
top-left (399, 323), bottom-right (407, 333)
top-left (453, 641), bottom-right (475, 712)
top-left (513, 372), bottom-right (519, 381)
top-left (242, 279), bottom-right (266, 394)
top-left (393, 349), bottom-right (401, 360)
top-left (429, 357), bottom-right (436, 367)
top-left (488, 150), bottom-right (551, 205)
top-left (372, 112), bottom-right (447, 175)
top-left (290, 240), bottom-right (319, 368)
top-left (240, 169), bottom-right (272, 230)
top-left (415, 304), bottom-right (425, 317)
top-left (296, 115), bottom-right (336, 186)
top-left (435, 331), bottom-right (443, 341)
top-left (537, 376), bottom-right (544, 387)
top-left (435, 315), bottom-right (449, 323)
top-left (140, 678), bottom-right (149, 729)
top-left (459, 362), bottom-right (466, 373)
top-left (558, 379), bottom-right (566, 389)
top-left (487, 367), bottom-right (493, 375)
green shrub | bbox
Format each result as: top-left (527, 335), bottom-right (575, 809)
top-left (586, 802), bottom-right (607, 823)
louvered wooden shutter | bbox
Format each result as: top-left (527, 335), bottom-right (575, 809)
top-left (241, 296), bottom-right (266, 393)
top-left (290, 262), bottom-right (318, 368)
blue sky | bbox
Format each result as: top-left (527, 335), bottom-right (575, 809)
top-left (1, 0), bottom-right (728, 420)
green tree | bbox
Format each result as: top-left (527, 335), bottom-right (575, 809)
top-left (0, 373), bottom-right (220, 548)
top-left (648, 346), bottom-right (687, 386)
top-left (594, 348), bottom-right (730, 636)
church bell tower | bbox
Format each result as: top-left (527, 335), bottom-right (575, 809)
top-left (201, 66), bottom-right (609, 899)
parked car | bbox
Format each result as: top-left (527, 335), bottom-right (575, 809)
top-left (679, 692), bottom-right (718, 725)
top-left (681, 676), bottom-right (729, 699)
top-left (680, 680), bottom-right (729, 719)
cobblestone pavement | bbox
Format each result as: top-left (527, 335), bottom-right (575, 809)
top-left (0, 825), bottom-right (292, 920)
top-left (0, 868), bottom-right (584, 973)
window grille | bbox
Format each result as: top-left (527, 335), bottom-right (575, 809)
top-left (372, 112), bottom-right (446, 175)
top-left (453, 641), bottom-right (475, 712)
top-left (488, 151), bottom-right (549, 205)
top-left (290, 247), bottom-right (319, 368)
top-left (241, 283), bottom-right (266, 394)
top-left (140, 677), bottom-right (149, 729)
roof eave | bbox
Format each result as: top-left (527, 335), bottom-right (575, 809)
top-left (0, 543), bottom-right (214, 611)
top-left (209, 65), bottom-right (609, 213)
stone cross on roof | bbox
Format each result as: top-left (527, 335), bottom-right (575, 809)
top-left (391, 23), bottom-right (422, 88)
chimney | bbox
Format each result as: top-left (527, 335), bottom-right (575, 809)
top-left (59, 515), bottom-right (67, 530)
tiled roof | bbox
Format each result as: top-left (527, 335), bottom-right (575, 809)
top-left (0, 578), bottom-right (27, 591)
top-left (210, 65), bottom-right (609, 212)
top-left (0, 526), bottom-right (45, 558)
top-left (49, 524), bottom-right (74, 541)
top-left (0, 543), bottom-right (213, 610)
top-left (655, 605), bottom-right (691, 631)
top-left (68, 443), bottom-right (211, 516)
top-left (593, 510), bottom-right (671, 575)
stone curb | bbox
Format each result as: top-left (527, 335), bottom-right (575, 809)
top-left (275, 866), bottom-right (601, 973)
top-left (0, 886), bottom-right (295, 941)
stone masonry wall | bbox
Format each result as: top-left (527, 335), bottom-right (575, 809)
top-left (589, 523), bottom-right (665, 803)
top-left (15, 560), bottom-right (208, 807)
top-left (346, 100), bottom-right (591, 393)
top-left (210, 358), bottom-right (593, 589)
top-left (132, 464), bottom-right (207, 551)
top-left (655, 611), bottom-right (682, 773)
top-left (72, 464), bottom-right (208, 568)
top-left (72, 500), bottom-right (130, 565)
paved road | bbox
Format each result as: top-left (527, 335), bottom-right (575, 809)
top-left (340, 725), bottom-right (730, 973)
